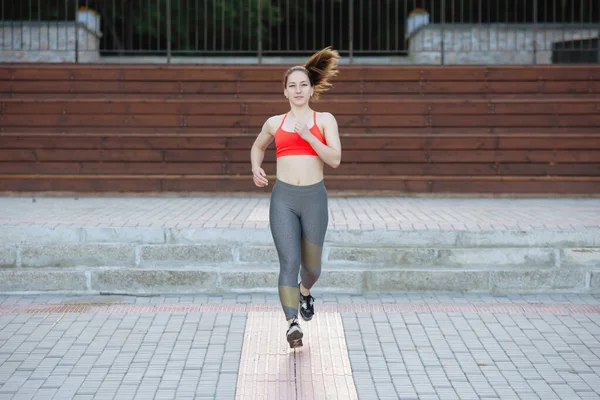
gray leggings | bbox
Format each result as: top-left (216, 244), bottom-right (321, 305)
top-left (269, 179), bottom-right (329, 320)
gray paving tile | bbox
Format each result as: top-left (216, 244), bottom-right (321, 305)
top-left (0, 292), bottom-right (599, 399)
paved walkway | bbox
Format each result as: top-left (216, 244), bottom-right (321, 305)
top-left (0, 293), bottom-right (599, 399)
top-left (1, 197), bottom-right (600, 398)
top-left (1, 196), bottom-right (600, 231)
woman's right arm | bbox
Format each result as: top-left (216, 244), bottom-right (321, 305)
top-left (251, 118), bottom-right (275, 187)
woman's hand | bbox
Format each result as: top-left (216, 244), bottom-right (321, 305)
top-left (252, 167), bottom-right (269, 187)
top-left (294, 121), bottom-right (313, 142)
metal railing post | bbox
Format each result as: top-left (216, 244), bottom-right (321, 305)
top-left (257, 0), bottom-right (262, 64)
top-left (166, 0), bottom-right (171, 63)
top-left (441, 0), bottom-right (446, 65)
top-left (74, 6), bottom-right (79, 63)
top-left (533, 0), bottom-right (538, 64)
top-left (74, 0), bottom-right (84, 63)
top-left (349, 0), bottom-right (354, 64)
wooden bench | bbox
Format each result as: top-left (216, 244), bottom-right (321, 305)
top-left (1, 64), bottom-right (599, 194)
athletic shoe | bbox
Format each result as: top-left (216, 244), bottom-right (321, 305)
top-left (299, 292), bottom-right (315, 321)
top-left (286, 317), bottom-right (303, 348)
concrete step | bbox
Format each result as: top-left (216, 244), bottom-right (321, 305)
top-left (1, 226), bottom-right (599, 294)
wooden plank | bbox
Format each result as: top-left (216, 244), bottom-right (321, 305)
top-left (0, 150), bottom-right (37, 161)
top-left (31, 149), bottom-right (165, 162)
top-left (255, 81), bottom-right (600, 95)
top-left (0, 162), bottom-right (226, 175)
top-left (321, 174), bottom-right (600, 182)
top-left (1, 174), bottom-right (598, 194)
top-left (230, 163), bottom-right (503, 176)
top-left (1, 101), bottom-right (246, 115)
top-left (0, 114), bottom-right (408, 128)
top-left (0, 114), bottom-right (506, 128)
top-left (4, 99), bottom-right (600, 116)
top-left (4, 79), bottom-right (597, 96)
top-left (1, 115), bottom-right (188, 127)
top-left (0, 65), bottom-right (358, 82)
top-left (14, 161), bottom-right (590, 177)
top-left (496, 164), bottom-right (600, 176)
top-left (370, 66), bottom-right (600, 81)
top-left (0, 81), bottom-right (240, 94)
top-left (235, 81), bottom-right (362, 94)
top-left (3, 134), bottom-right (600, 152)
top-left (4, 126), bottom-right (600, 135)
top-left (218, 149), bottom-right (600, 163)
top-left (484, 66), bottom-right (600, 81)
top-left (6, 92), bottom-right (600, 101)
top-left (5, 125), bottom-right (600, 135)
top-left (326, 179), bottom-right (600, 194)
top-left (0, 177), bottom-right (163, 192)
top-left (1, 79), bottom-right (359, 94)
top-left (0, 135), bottom-right (229, 150)
top-left (2, 173), bottom-right (599, 182)
top-left (337, 134), bottom-right (600, 150)
top-left (330, 163), bottom-right (600, 176)
top-left (497, 136), bottom-right (600, 149)
top-left (2, 65), bottom-right (598, 82)
top-left (427, 179), bottom-right (600, 194)
top-left (0, 100), bottom-right (326, 116)
top-left (160, 178), bottom-right (264, 192)
top-left (0, 67), bottom-right (123, 81)
top-left (351, 115), bottom-right (600, 128)
top-left (4, 113), bottom-right (600, 129)
top-left (0, 115), bottom-right (256, 127)
top-left (487, 81), bottom-right (600, 94)
top-left (427, 115), bottom-right (600, 128)
top-left (163, 150), bottom-right (229, 162)
top-left (0, 66), bottom-right (271, 82)
top-left (324, 115), bottom-right (600, 128)
top-left (490, 102), bottom-right (600, 115)
top-left (0, 126), bottom-right (260, 134)
top-left (487, 127), bottom-right (600, 134)
top-left (427, 150), bottom-right (600, 163)
top-left (230, 136), bottom-right (498, 150)
top-left (0, 65), bottom-right (459, 82)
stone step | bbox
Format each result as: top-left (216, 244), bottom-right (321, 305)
top-left (1, 226), bottom-right (599, 294)
top-left (1, 265), bottom-right (597, 295)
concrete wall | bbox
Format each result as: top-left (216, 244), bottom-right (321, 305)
top-left (0, 13), bottom-right (102, 63)
top-left (409, 24), bottom-right (599, 64)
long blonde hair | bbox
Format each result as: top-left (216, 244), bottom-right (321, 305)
top-left (283, 46), bottom-right (340, 100)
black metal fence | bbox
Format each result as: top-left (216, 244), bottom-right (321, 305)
top-left (1, 0), bottom-right (599, 63)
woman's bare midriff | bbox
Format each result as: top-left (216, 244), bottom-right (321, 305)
top-left (276, 155), bottom-right (324, 186)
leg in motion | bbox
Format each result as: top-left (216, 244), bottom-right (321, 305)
top-left (298, 184), bottom-right (329, 322)
top-left (269, 185), bottom-right (304, 347)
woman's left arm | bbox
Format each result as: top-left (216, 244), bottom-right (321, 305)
top-left (295, 112), bottom-right (342, 169)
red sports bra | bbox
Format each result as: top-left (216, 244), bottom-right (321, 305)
top-left (275, 111), bottom-right (326, 158)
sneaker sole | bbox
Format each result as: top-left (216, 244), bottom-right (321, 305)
top-left (300, 311), bottom-right (313, 322)
top-left (287, 330), bottom-right (303, 348)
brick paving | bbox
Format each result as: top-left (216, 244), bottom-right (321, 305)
top-left (1, 196), bottom-right (599, 231)
top-left (0, 293), bottom-right (598, 399)
top-left (236, 312), bottom-right (357, 399)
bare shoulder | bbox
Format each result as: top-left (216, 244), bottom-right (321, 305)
top-left (316, 111), bottom-right (337, 124)
top-left (263, 114), bottom-right (284, 136)
top-left (316, 111), bottom-right (338, 129)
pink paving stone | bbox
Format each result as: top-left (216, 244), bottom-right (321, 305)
top-left (0, 302), bottom-right (600, 316)
top-left (235, 311), bottom-right (358, 400)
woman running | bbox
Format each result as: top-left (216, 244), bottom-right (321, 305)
top-left (250, 47), bottom-right (342, 348)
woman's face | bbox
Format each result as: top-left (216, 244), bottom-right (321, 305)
top-left (284, 70), bottom-right (313, 106)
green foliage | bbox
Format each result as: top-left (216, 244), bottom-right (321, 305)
top-left (127, 0), bottom-right (283, 52)
top-left (3, 0), bottom-right (286, 53)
